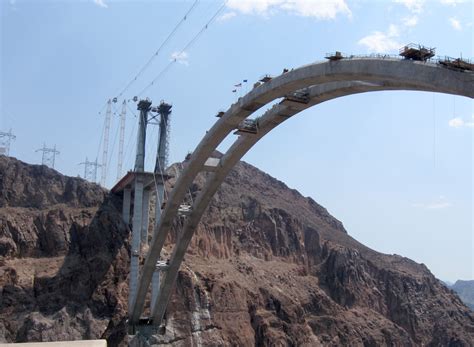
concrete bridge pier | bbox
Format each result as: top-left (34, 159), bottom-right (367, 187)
top-left (122, 188), bottom-right (131, 225)
top-left (150, 183), bottom-right (165, 311)
top-left (140, 188), bottom-right (150, 248)
top-left (129, 175), bottom-right (144, 310)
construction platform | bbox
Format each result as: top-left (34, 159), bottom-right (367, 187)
top-left (399, 44), bottom-right (435, 61)
top-left (439, 56), bottom-right (473, 71)
top-left (325, 51), bottom-right (346, 61)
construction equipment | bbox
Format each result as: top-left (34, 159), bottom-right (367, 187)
top-left (259, 75), bottom-right (273, 83)
top-left (399, 43), bottom-right (435, 61)
top-left (234, 119), bottom-right (259, 135)
top-left (439, 56), bottom-right (473, 71)
top-left (325, 51), bottom-right (345, 61)
top-left (178, 204), bottom-right (192, 217)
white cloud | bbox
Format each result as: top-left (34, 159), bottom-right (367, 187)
top-left (402, 15), bottom-right (418, 27)
top-left (388, 24), bottom-right (400, 37)
top-left (412, 196), bottom-right (452, 210)
top-left (170, 51), bottom-right (189, 66)
top-left (394, 0), bottom-right (424, 13)
top-left (440, 0), bottom-right (467, 5)
top-left (448, 117), bottom-right (474, 128)
top-left (449, 17), bottom-right (462, 30)
top-left (93, 0), bottom-right (108, 8)
top-left (358, 24), bottom-right (401, 53)
top-left (217, 12), bottom-right (237, 22)
top-left (226, 0), bottom-right (352, 20)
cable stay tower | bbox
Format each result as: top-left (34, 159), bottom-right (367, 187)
top-left (117, 100), bottom-right (127, 181)
top-left (79, 157), bottom-right (101, 183)
top-left (0, 129), bottom-right (16, 156)
top-left (36, 143), bottom-right (60, 169)
top-left (101, 99), bottom-right (112, 187)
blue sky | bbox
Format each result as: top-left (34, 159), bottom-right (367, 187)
top-left (1, 0), bottom-right (472, 281)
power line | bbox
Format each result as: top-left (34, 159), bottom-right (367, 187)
top-left (138, 1), bottom-right (228, 96)
top-left (114, 0), bottom-right (199, 100)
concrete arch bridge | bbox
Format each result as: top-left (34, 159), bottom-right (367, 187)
top-left (120, 53), bottom-right (473, 332)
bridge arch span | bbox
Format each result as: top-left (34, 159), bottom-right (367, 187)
top-left (131, 58), bottom-right (474, 325)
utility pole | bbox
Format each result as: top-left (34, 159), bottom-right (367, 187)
top-left (0, 129), bottom-right (16, 156)
top-left (101, 99), bottom-right (112, 187)
top-left (36, 143), bottom-right (60, 168)
top-left (117, 100), bottom-right (127, 181)
top-left (79, 157), bottom-right (101, 182)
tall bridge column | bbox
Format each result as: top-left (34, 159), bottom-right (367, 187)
top-left (151, 184), bottom-right (165, 309)
top-left (122, 188), bottom-right (131, 224)
top-left (128, 99), bottom-right (150, 313)
top-left (151, 103), bottom-right (172, 311)
top-left (141, 188), bottom-right (150, 248)
top-left (129, 176), bottom-right (144, 310)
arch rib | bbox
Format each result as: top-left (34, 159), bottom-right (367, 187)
top-left (130, 58), bottom-right (474, 324)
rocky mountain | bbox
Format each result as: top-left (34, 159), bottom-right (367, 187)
top-left (451, 280), bottom-right (474, 310)
top-left (0, 155), bottom-right (473, 346)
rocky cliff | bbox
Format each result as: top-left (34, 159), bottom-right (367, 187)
top-left (0, 155), bottom-right (473, 346)
top-left (451, 280), bottom-right (474, 310)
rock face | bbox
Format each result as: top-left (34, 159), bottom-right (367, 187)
top-left (451, 280), bottom-right (474, 310)
top-left (1, 155), bottom-right (473, 346)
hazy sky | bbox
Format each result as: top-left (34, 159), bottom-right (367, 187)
top-left (1, 0), bottom-right (472, 282)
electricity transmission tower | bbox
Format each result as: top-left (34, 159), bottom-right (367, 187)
top-left (79, 157), bottom-right (101, 182)
top-left (0, 129), bottom-right (16, 156)
top-left (36, 144), bottom-right (60, 168)
top-left (117, 100), bottom-right (127, 181)
top-left (100, 99), bottom-right (112, 187)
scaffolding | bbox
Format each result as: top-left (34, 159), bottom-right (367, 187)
top-left (285, 90), bottom-right (310, 104)
top-left (325, 51), bottom-right (346, 61)
top-left (439, 56), bottom-right (473, 71)
top-left (234, 118), bottom-right (259, 135)
top-left (399, 44), bottom-right (435, 61)
top-left (259, 74), bottom-right (273, 83)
